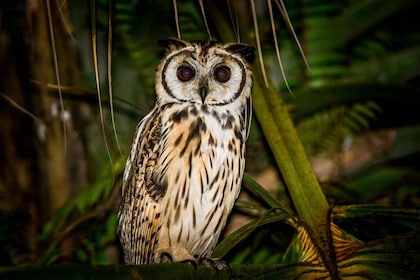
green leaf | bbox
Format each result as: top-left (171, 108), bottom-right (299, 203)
top-left (345, 168), bottom-right (409, 201)
top-left (333, 204), bottom-right (420, 222)
top-left (308, 0), bottom-right (416, 51)
top-left (105, 212), bottom-right (118, 242)
top-left (242, 173), bottom-right (285, 210)
top-left (339, 231), bottom-right (420, 279)
top-left (213, 211), bottom-right (290, 259)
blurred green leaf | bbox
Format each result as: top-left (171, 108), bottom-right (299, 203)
top-left (242, 173), bottom-right (286, 210)
top-left (213, 212), bottom-right (290, 259)
top-left (345, 168), bottom-right (409, 201)
top-left (333, 204), bottom-right (420, 222)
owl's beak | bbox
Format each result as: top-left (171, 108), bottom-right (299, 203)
top-left (199, 85), bottom-right (208, 103)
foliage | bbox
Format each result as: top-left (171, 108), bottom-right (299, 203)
top-left (0, 0), bottom-right (419, 279)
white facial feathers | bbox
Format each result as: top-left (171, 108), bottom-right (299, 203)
top-left (155, 40), bottom-right (253, 107)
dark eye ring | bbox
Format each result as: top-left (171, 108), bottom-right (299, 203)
top-left (176, 65), bottom-right (195, 82)
top-left (214, 65), bottom-right (231, 83)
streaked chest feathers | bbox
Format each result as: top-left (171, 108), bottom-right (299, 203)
top-left (118, 39), bottom-right (253, 265)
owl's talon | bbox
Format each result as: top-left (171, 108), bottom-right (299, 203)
top-left (181, 259), bottom-right (198, 270)
top-left (199, 258), bottom-right (231, 273)
top-left (159, 252), bottom-right (173, 263)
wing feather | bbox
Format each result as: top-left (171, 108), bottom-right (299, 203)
top-left (118, 107), bottom-right (165, 264)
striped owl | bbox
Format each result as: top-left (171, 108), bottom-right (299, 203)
top-left (118, 39), bottom-right (254, 265)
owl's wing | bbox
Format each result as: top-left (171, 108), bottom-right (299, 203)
top-left (118, 107), bottom-right (165, 264)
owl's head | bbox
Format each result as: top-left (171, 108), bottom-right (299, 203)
top-left (155, 39), bottom-right (254, 107)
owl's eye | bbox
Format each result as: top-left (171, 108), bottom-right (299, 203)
top-left (214, 65), bottom-right (231, 83)
top-left (177, 65), bottom-right (195, 82)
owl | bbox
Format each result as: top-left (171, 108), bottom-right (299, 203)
top-left (118, 39), bottom-right (254, 266)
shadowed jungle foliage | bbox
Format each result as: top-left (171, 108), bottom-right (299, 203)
top-left (0, 0), bottom-right (419, 279)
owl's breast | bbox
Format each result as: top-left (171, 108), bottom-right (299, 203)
top-left (159, 104), bottom-right (244, 177)
top-left (155, 103), bottom-right (246, 256)
top-left (155, 103), bottom-right (245, 201)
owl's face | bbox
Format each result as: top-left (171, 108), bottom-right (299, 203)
top-left (155, 39), bottom-right (254, 106)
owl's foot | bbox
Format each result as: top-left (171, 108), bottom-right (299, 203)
top-left (199, 258), bottom-right (231, 272)
top-left (180, 259), bottom-right (198, 269)
top-left (158, 251), bottom-right (197, 266)
top-left (159, 252), bottom-right (173, 263)
top-left (160, 253), bottom-right (198, 269)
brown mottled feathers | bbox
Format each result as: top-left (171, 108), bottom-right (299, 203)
top-left (118, 107), bottom-right (164, 264)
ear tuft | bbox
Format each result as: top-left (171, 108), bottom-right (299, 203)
top-left (225, 43), bottom-right (255, 63)
top-left (158, 38), bottom-right (188, 50)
